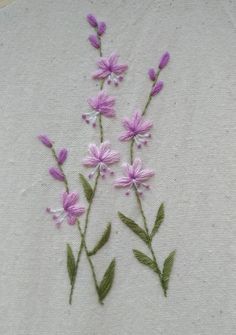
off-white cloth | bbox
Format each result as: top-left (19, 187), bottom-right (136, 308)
top-left (0, 0), bottom-right (236, 334)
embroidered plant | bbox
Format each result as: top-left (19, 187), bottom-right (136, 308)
top-left (38, 14), bottom-right (127, 305)
top-left (38, 13), bottom-right (175, 305)
top-left (116, 52), bottom-right (176, 297)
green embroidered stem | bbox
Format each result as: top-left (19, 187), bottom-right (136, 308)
top-left (142, 69), bottom-right (161, 116)
top-left (130, 139), bottom-right (134, 164)
top-left (51, 147), bottom-right (69, 192)
top-left (77, 221), bottom-right (102, 304)
top-left (134, 189), bottom-right (162, 282)
top-left (69, 172), bottom-right (100, 304)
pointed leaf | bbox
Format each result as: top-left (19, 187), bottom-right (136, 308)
top-left (118, 212), bottom-right (150, 244)
top-left (79, 173), bottom-right (93, 202)
top-left (151, 203), bottom-right (164, 240)
top-left (133, 249), bottom-right (158, 273)
top-left (67, 244), bottom-right (76, 285)
top-left (88, 223), bottom-right (111, 256)
top-left (162, 250), bottom-right (176, 296)
top-left (98, 258), bottom-right (116, 301)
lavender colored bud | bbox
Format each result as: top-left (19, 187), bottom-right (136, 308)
top-left (159, 52), bottom-right (170, 70)
top-left (88, 35), bottom-right (100, 49)
top-left (151, 81), bottom-right (164, 96)
top-left (86, 14), bottom-right (98, 28)
top-left (49, 167), bottom-right (65, 181)
top-left (148, 68), bottom-right (156, 81)
top-left (97, 21), bottom-right (106, 36)
top-left (38, 134), bottom-right (53, 148)
top-left (57, 148), bottom-right (68, 165)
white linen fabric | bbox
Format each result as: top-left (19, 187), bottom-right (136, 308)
top-left (0, 0), bottom-right (235, 334)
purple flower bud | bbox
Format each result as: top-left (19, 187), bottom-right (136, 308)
top-left (151, 81), bottom-right (164, 96)
top-left (148, 68), bottom-right (156, 81)
top-left (38, 134), bottom-right (53, 148)
top-left (97, 21), bottom-right (106, 36)
top-left (159, 52), bottom-right (170, 70)
top-left (57, 148), bottom-right (68, 165)
top-left (49, 167), bottom-right (65, 181)
top-left (86, 14), bottom-right (98, 28)
top-left (88, 35), bottom-right (100, 49)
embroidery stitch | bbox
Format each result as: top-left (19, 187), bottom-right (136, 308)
top-left (116, 52), bottom-right (176, 297)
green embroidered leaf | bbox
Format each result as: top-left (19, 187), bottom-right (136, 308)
top-left (133, 249), bottom-right (158, 273)
top-left (118, 212), bottom-right (150, 244)
top-left (88, 223), bottom-right (111, 256)
top-left (162, 250), bottom-right (176, 296)
top-left (98, 258), bottom-right (116, 301)
top-left (79, 173), bottom-right (93, 202)
top-left (150, 203), bottom-right (164, 240)
top-left (67, 244), bottom-right (76, 285)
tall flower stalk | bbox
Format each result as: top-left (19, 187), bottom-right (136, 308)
top-left (116, 52), bottom-right (175, 297)
top-left (38, 13), bottom-right (127, 306)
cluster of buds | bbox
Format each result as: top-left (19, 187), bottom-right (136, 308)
top-left (148, 52), bottom-right (170, 96)
top-left (87, 14), bottom-right (106, 50)
top-left (38, 135), bottom-right (68, 182)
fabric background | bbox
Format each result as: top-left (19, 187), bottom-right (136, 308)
top-left (0, 0), bottom-right (235, 334)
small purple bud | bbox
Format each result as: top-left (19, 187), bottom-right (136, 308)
top-left (38, 134), bottom-right (53, 148)
top-left (159, 52), bottom-right (170, 70)
top-left (148, 68), bottom-right (156, 81)
top-left (86, 14), bottom-right (98, 28)
top-left (49, 167), bottom-right (65, 181)
top-left (151, 81), bottom-right (164, 96)
top-left (97, 21), bottom-right (106, 36)
top-left (88, 35), bottom-right (100, 49)
top-left (57, 148), bottom-right (68, 165)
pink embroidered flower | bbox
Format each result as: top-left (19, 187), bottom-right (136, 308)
top-left (148, 68), bottom-right (156, 81)
top-left (82, 91), bottom-right (115, 127)
top-left (57, 148), bottom-right (68, 165)
top-left (92, 53), bottom-right (128, 86)
top-left (88, 34), bottom-right (100, 49)
top-left (38, 134), bottom-right (53, 148)
top-left (83, 141), bottom-right (120, 178)
top-left (151, 80), bottom-right (164, 96)
top-left (119, 111), bottom-right (152, 148)
top-left (115, 158), bottom-right (154, 195)
top-left (86, 14), bottom-right (98, 28)
top-left (97, 21), bottom-right (106, 36)
top-left (47, 192), bottom-right (85, 227)
top-left (159, 52), bottom-right (170, 70)
top-left (49, 167), bottom-right (65, 181)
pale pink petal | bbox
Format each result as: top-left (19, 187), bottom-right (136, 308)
top-left (114, 177), bottom-right (133, 188)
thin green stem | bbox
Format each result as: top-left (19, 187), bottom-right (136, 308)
top-left (134, 189), bottom-right (162, 281)
top-left (69, 172), bottom-right (100, 304)
top-left (142, 69), bottom-right (161, 116)
top-left (130, 139), bottom-right (134, 164)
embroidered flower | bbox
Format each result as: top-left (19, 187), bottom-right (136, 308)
top-left (92, 53), bottom-right (128, 86)
top-left (38, 134), bottom-right (53, 148)
top-left (82, 91), bottom-right (115, 127)
top-left (47, 192), bottom-right (85, 227)
top-left (115, 158), bottom-right (154, 195)
top-left (83, 141), bottom-right (120, 178)
top-left (159, 52), bottom-right (170, 70)
top-left (97, 21), bottom-right (106, 36)
top-left (148, 68), bottom-right (156, 81)
top-left (49, 167), bottom-right (65, 181)
top-left (119, 111), bottom-right (152, 148)
top-left (86, 14), bottom-right (98, 28)
top-left (151, 80), bottom-right (164, 96)
top-left (57, 148), bottom-right (68, 165)
top-left (88, 34), bottom-right (100, 49)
